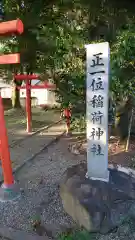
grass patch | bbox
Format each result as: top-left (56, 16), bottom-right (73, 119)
top-left (71, 115), bottom-right (86, 133)
top-left (4, 107), bottom-right (60, 131)
top-left (58, 229), bottom-right (96, 240)
top-left (4, 108), bottom-right (26, 129)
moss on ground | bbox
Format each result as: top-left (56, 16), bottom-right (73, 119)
top-left (58, 229), bottom-right (96, 240)
top-left (58, 218), bottom-right (135, 240)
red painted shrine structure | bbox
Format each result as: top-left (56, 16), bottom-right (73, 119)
top-left (0, 19), bottom-right (56, 201)
top-left (14, 74), bottom-right (56, 133)
top-left (0, 19), bottom-right (24, 200)
top-left (0, 19), bottom-right (56, 200)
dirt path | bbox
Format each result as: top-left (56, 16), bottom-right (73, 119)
top-left (68, 134), bottom-right (135, 168)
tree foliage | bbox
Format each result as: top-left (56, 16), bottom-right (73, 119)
top-left (1, 0), bottom-right (135, 111)
top-left (111, 23), bottom-right (135, 101)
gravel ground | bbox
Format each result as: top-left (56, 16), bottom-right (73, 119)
top-left (0, 122), bottom-right (65, 183)
top-left (1, 133), bottom-right (135, 240)
top-left (0, 135), bottom-right (85, 238)
top-left (96, 219), bottom-right (135, 240)
top-left (10, 122), bottom-right (65, 171)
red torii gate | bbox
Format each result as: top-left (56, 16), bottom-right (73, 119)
top-left (14, 74), bottom-right (56, 133)
top-left (0, 19), bottom-right (23, 65)
top-left (0, 19), bottom-right (24, 201)
top-left (0, 53), bottom-right (20, 64)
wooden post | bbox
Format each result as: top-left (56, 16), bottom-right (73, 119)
top-left (0, 19), bottom-right (24, 201)
top-left (125, 108), bottom-right (134, 152)
top-left (15, 75), bottom-right (56, 133)
top-left (26, 80), bottom-right (32, 133)
top-left (0, 95), bottom-right (14, 185)
top-left (85, 42), bottom-right (110, 182)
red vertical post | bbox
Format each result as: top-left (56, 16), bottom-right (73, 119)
top-left (0, 19), bottom-right (24, 201)
top-left (0, 95), bottom-right (14, 185)
top-left (26, 80), bottom-right (32, 133)
top-left (29, 80), bottom-right (32, 132)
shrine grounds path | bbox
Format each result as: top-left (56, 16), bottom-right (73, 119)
top-left (0, 130), bottom-right (135, 240)
top-left (1, 109), bottom-right (135, 239)
top-left (0, 124), bottom-right (85, 239)
top-left (4, 107), bottom-right (61, 145)
top-left (0, 107), bottom-right (64, 180)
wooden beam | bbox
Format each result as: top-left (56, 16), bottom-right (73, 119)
top-left (17, 84), bottom-right (56, 90)
top-left (14, 74), bottom-right (40, 80)
top-left (0, 54), bottom-right (20, 64)
top-left (0, 19), bottom-right (24, 36)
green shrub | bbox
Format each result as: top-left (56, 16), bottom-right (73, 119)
top-left (71, 114), bottom-right (86, 132)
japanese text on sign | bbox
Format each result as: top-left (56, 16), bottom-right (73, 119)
top-left (88, 52), bottom-right (105, 155)
top-left (86, 42), bottom-right (109, 181)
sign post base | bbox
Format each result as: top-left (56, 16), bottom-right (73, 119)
top-left (86, 170), bottom-right (110, 182)
top-left (0, 182), bottom-right (21, 202)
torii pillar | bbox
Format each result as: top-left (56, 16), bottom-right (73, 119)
top-left (0, 19), bottom-right (24, 202)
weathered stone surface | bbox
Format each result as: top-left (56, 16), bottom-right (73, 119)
top-left (60, 163), bottom-right (135, 234)
top-left (0, 226), bottom-right (50, 240)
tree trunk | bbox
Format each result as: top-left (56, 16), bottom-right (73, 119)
top-left (12, 82), bottom-right (21, 109)
top-left (115, 97), bottom-right (133, 141)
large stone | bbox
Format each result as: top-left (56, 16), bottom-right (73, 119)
top-left (60, 163), bottom-right (135, 234)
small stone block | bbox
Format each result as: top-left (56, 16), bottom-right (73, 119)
top-left (0, 182), bottom-right (21, 202)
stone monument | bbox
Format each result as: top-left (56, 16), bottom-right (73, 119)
top-left (60, 42), bottom-right (135, 234)
top-left (86, 42), bottom-right (109, 181)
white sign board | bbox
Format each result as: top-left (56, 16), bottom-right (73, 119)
top-left (85, 42), bottom-right (110, 182)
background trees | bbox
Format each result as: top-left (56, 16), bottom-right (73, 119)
top-left (1, 0), bottom-right (135, 116)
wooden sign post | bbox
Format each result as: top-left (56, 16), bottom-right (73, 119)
top-left (85, 42), bottom-right (110, 182)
